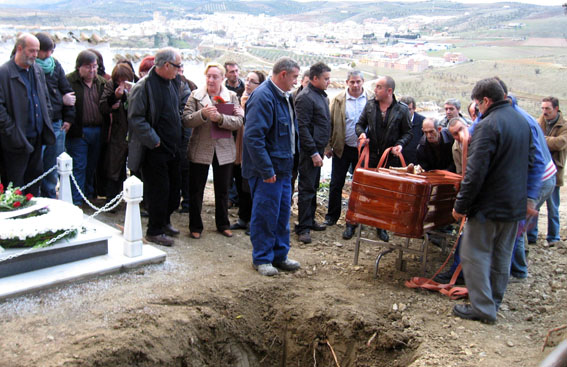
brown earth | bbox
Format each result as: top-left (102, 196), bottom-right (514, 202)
top-left (0, 183), bottom-right (566, 367)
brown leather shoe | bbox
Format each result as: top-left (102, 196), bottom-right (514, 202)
top-left (190, 232), bottom-right (201, 239)
top-left (219, 229), bottom-right (233, 237)
top-left (145, 234), bottom-right (174, 247)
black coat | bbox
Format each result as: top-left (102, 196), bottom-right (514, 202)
top-left (454, 100), bottom-right (534, 221)
top-left (44, 59), bottom-right (74, 124)
top-left (416, 128), bottom-right (455, 172)
top-left (355, 95), bottom-right (412, 167)
top-left (402, 112), bottom-right (424, 165)
top-left (296, 83), bottom-right (331, 156)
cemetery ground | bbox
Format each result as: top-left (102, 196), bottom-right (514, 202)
top-left (0, 183), bottom-right (566, 367)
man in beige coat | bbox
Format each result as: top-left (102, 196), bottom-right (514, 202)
top-left (323, 70), bottom-right (373, 239)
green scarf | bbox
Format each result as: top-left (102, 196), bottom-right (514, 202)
top-left (35, 56), bottom-right (55, 76)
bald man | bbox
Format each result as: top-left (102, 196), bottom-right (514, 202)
top-left (0, 33), bottom-right (54, 195)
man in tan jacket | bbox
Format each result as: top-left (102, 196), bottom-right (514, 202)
top-left (534, 96), bottom-right (567, 245)
top-left (323, 70), bottom-right (373, 239)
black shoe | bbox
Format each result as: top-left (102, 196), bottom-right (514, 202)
top-left (298, 232), bottom-right (312, 244)
top-left (433, 269), bottom-right (465, 285)
top-left (230, 220), bottom-right (248, 230)
top-left (145, 233), bottom-right (174, 247)
top-left (453, 304), bottom-right (495, 324)
top-left (245, 229), bottom-right (250, 236)
top-left (342, 224), bottom-right (356, 240)
top-left (179, 206), bottom-right (189, 214)
top-left (311, 221), bottom-right (326, 231)
top-left (162, 224), bottom-right (180, 236)
top-left (323, 218), bottom-right (337, 226)
top-left (376, 228), bottom-right (389, 242)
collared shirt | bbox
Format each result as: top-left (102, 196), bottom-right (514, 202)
top-left (269, 78), bottom-right (295, 155)
top-left (82, 80), bottom-right (102, 126)
top-left (345, 89), bottom-right (367, 148)
top-left (17, 64), bottom-right (43, 138)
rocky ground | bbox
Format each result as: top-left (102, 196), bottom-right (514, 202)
top-left (0, 184), bottom-right (566, 367)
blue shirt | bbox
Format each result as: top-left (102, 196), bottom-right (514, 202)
top-left (345, 90), bottom-right (367, 148)
top-left (17, 64), bottom-right (43, 138)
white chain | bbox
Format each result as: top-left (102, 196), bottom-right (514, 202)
top-left (20, 164), bottom-right (58, 191)
top-left (69, 172), bottom-right (123, 212)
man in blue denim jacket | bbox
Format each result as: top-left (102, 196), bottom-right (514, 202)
top-left (242, 57), bottom-right (301, 276)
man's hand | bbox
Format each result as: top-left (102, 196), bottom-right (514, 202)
top-left (264, 175), bottom-right (276, 183)
top-left (452, 208), bottom-right (465, 222)
top-left (311, 153), bottom-right (323, 167)
top-left (526, 198), bottom-right (538, 220)
top-left (391, 145), bottom-right (403, 156)
top-left (358, 133), bottom-right (367, 141)
top-left (324, 147), bottom-right (332, 159)
top-left (62, 92), bottom-right (76, 106)
top-left (62, 122), bottom-right (71, 133)
top-left (155, 141), bottom-right (161, 148)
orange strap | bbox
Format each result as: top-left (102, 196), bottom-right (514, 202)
top-left (378, 146), bottom-right (406, 168)
top-left (356, 137), bottom-right (370, 170)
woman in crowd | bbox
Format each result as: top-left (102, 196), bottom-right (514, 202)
top-left (138, 56), bottom-right (155, 77)
top-left (230, 70), bottom-right (266, 234)
top-left (99, 63), bottom-right (135, 207)
top-left (182, 63), bottom-right (243, 239)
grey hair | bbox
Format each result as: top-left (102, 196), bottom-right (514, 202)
top-left (448, 116), bottom-right (467, 128)
top-left (347, 69), bottom-right (364, 82)
top-left (445, 98), bottom-right (461, 110)
top-left (425, 117), bottom-right (440, 129)
top-left (272, 57), bottom-right (300, 75)
top-left (154, 47), bottom-right (179, 67)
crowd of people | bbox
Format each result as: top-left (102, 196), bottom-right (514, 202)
top-left (1, 33), bottom-right (565, 324)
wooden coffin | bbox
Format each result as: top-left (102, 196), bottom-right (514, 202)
top-left (346, 168), bottom-right (462, 238)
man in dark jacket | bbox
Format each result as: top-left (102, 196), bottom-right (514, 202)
top-left (128, 47), bottom-right (184, 247)
top-left (295, 62), bottom-right (332, 244)
top-left (0, 33), bottom-right (55, 196)
top-left (416, 117), bottom-right (455, 172)
top-left (400, 96), bottom-right (424, 165)
top-left (242, 57), bottom-right (301, 276)
top-left (452, 78), bottom-right (534, 324)
top-left (35, 32), bottom-right (76, 198)
top-left (353, 76), bottom-right (412, 241)
top-left (66, 50), bottom-right (108, 205)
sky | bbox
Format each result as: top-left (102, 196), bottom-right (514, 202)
top-left (0, 0), bottom-right (565, 5)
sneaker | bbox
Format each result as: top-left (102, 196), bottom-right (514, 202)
top-left (254, 263), bottom-right (279, 276)
top-left (433, 269), bottom-right (465, 285)
top-left (162, 224), bottom-right (180, 236)
top-left (298, 232), bottom-right (312, 244)
top-left (311, 221), bottom-right (326, 231)
top-left (453, 304), bottom-right (496, 324)
top-left (376, 228), bottom-right (389, 242)
top-left (145, 233), bottom-right (174, 247)
top-left (274, 258), bottom-right (300, 271)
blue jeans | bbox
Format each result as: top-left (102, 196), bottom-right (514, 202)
top-left (41, 120), bottom-right (66, 198)
top-left (527, 177), bottom-right (560, 243)
top-left (512, 176), bottom-right (556, 277)
top-left (249, 175), bottom-right (292, 265)
top-left (66, 126), bottom-right (102, 205)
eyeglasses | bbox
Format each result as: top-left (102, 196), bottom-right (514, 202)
top-left (168, 61), bottom-right (183, 69)
top-left (245, 79), bottom-right (260, 85)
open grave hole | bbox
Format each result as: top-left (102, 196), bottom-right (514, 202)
top-left (67, 283), bottom-right (420, 367)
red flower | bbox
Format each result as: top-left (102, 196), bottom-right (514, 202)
top-left (15, 189), bottom-right (22, 195)
top-left (26, 193), bottom-right (33, 201)
top-left (0, 183), bottom-right (3, 193)
top-left (213, 96), bottom-right (226, 104)
top-left (13, 201), bottom-right (21, 208)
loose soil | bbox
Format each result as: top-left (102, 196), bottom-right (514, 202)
top-left (0, 184), bottom-right (566, 367)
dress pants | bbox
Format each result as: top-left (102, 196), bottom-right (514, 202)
top-left (460, 215), bottom-right (518, 321)
top-left (142, 146), bottom-right (181, 236)
top-left (326, 146), bottom-right (359, 223)
top-left (297, 150), bottom-right (322, 234)
top-left (249, 175), bottom-right (291, 265)
top-left (1, 136), bottom-right (43, 197)
top-left (189, 153), bottom-right (233, 233)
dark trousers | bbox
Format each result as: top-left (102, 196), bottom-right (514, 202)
top-left (297, 150), bottom-right (322, 234)
top-left (326, 145), bottom-right (359, 223)
top-left (234, 164), bottom-right (252, 223)
top-left (189, 154), bottom-right (233, 233)
top-left (1, 136), bottom-right (43, 197)
top-left (142, 147), bottom-right (181, 236)
top-left (179, 127), bottom-right (192, 210)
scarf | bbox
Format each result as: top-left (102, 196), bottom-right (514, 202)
top-left (35, 56), bottom-right (55, 76)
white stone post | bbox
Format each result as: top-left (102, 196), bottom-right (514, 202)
top-left (122, 176), bottom-right (144, 257)
top-left (57, 152), bottom-right (73, 204)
